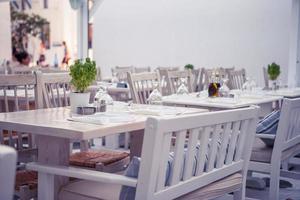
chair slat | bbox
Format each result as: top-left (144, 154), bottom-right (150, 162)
top-left (156, 132), bottom-right (172, 190)
top-left (170, 131), bottom-right (186, 186)
top-left (183, 128), bottom-right (199, 181)
top-left (3, 87), bottom-right (9, 112)
top-left (225, 121), bottom-right (241, 165)
top-left (195, 126), bottom-right (211, 176)
top-left (25, 85), bottom-right (30, 110)
top-left (216, 122), bottom-right (232, 168)
top-left (207, 124), bottom-right (222, 172)
top-left (14, 87), bottom-right (19, 111)
top-left (234, 120), bottom-right (249, 161)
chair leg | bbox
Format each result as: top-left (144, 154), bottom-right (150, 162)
top-left (269, 161), bottom-right (281, 200)
top-left (233, 176), bottom-right (246, 200)
top-left (233, 189), bottom-right (244, 200)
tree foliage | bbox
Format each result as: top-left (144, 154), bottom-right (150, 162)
top-left (11, 5), bottom-right (49, 52)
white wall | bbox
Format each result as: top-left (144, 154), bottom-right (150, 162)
top-left (0, 2), bottom-right (12, 61)
top-left (93, 0), bottom-right (292, 86)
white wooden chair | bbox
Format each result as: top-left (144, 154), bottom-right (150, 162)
top-left (0, 73), bottom-right (42, 160)
top-left (156, 67), bottom-right (180, 95)
top-left (111, 66), bottom-right (135, 82)
top-left (27, 106), bottom-right (259, 200)
top-left (0, 145), bottom-right (17, 200)
top-left (228, 68), bottom-right (246, 90)
top-left (248, 98), bottom-right (300, 200)
top-left (165, 70), bottom-right (193, 95)
top-left (127, 71), bottom-right (161, 104)
top-left (38, 72), bottom-right (130, 173)
top-left (0, 73), bottom-right (43, 200)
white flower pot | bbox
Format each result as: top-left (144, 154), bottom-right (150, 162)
top-left (70, 92), bottom-right (90, 113)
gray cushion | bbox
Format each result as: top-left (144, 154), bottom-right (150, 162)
top-left (176, 173), bottom-right (242, 200)
top-left (256, 110), bottom-right (280, 147)
top-left (251, 137), bottom-right (300, 163)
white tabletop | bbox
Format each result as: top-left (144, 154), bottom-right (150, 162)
top-left (162, 93), bottom-right (282, 109)
top-left (0, 103), bottom-right (207, 140)
top-left (264, 88), bottom-right (300, 98)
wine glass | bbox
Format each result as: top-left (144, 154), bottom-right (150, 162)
top-left (176, 78), bottom-right (189, 95)
top-left (147, 82), bottom-right (162, 105)
top-left (94, 86), bottom-right (114, 112)
top-left (242, 77), bottom-right (252, 91)
top-left (111, 72), bottom-right (119, 83)
top-left (219, 78), bottom-right (230, 97)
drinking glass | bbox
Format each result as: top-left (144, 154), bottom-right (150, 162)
top-left (176, 78), bottom-right (189, 95)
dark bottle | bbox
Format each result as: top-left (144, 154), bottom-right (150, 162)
top-left (208, 71), bottom-right (221, 97)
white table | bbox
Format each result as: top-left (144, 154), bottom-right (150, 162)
top-left (264, 88), bottom-right (300, 98)
top-left (0, 104), bottom-right (207, 199)
top-left (162, 93), bottom-right (283, 116)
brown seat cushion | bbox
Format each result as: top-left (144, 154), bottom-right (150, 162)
top-left (69, 150), bottom-right (129, 168)
top-left (15, 170), bottom-right (38, 191)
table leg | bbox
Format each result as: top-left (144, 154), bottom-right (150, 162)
top-left (129, 129), bottom-right (144, 159)
top-left (36, 135), bottom-right (70, 200)
top-left (258, 102), bottom-right (273, 117)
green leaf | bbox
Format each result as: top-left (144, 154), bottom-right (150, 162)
top-left (267, 62), bottom-right (281, 81)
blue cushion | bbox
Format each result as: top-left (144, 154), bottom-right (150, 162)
top-left (256, 110), bottom-right (280, 146)
top-left (119, 143), bottom-right (209, 200)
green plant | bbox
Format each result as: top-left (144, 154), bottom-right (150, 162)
top-left (184, 64), bottom-right (194, 70)
top-left (267, 62), bottom-right (281, 80)
top-left (69, 58), bottom-right (97, 93)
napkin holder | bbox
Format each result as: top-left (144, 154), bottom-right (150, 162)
top-left (77, 106), bottom-right (96, 115)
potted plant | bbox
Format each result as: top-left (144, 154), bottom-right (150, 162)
top-left (69, 58), bottom-right (97, 113)
top-left (267, 62), bottom-right (281, 90)
top-left (184, 64), bottom-right (194, 70)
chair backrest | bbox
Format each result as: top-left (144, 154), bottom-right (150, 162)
top-left (0, 145), bottom-right (17, 200)
top-left (0, 73), bottom-right (42, 157)
top-left (263, 67), bottom-right (269, 89)
top-left (127, 72), bottom-right (161, 104)
top-left (38, 67), bottom-right (68, 73)
top-left (200, 68), bottom-right (228, 90)
top-left (272, 98), bottom-right (300, 159)
top-left (228, 68), bottom-right (246, 90)
top-left (0, 73), bottom-right (42, 113)
top-left (111, 66), bottom-right (135, 82)
top-left (157, 67), bottom-right (180, 95)
top-left (192, 68), bottom-right (203, 92)
top-left (136, 106), bottom-right (259, 199)
top-left (9, 66), bottom-right (33, 75)
top-left (134, 66), bottom-right (151, 73)
top-left (38, 72), bottom-right (71, 108)
top-left (165, 70), bottom-right (193, 95)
